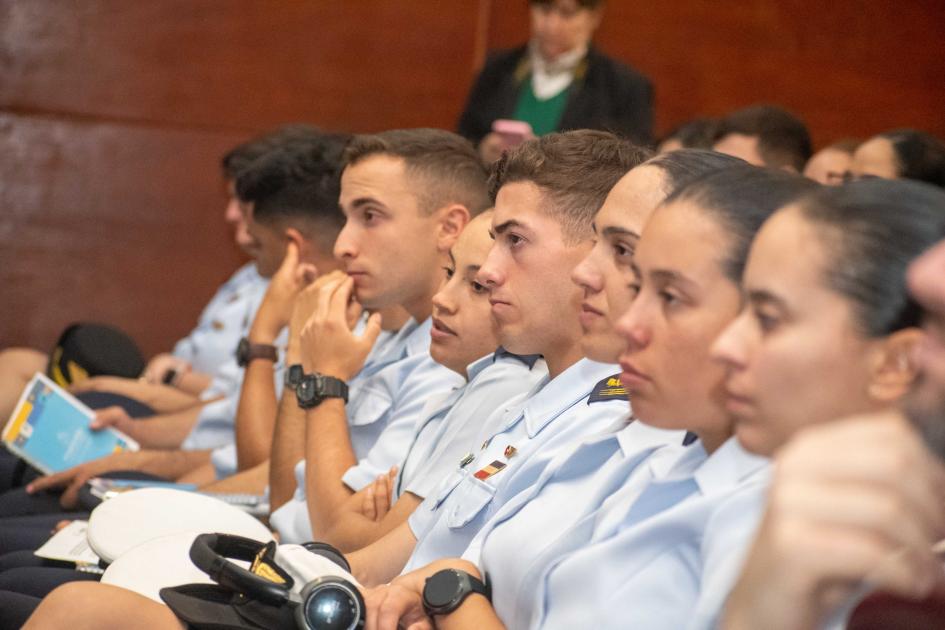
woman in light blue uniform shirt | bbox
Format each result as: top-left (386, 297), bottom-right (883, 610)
top-left (365, 164), bottom-right (818, 629)
top-left (717, 180), bottom-right (945, 629)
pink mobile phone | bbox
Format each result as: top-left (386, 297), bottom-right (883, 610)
top-left (493, 119), bottom-right (534, 146)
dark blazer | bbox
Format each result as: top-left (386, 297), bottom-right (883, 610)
top-left (457, 45), bottom-right (654, 146)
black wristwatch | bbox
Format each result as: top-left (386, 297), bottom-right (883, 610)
top-left (284, 364), bottom-right (304, 391)
top-left (421, 569), bottom-right (491, 617)
top-left (236, 337), bottom-right (278, 367)
top-left (296, 373), bottom-right (349, 409)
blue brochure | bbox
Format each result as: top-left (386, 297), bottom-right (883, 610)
top-left (2, 373), bottom-right (139, 474)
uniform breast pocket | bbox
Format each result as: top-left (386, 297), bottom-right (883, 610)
top-left (445, 475), bottom-right (497, 529)
top-left (346, 387), bottom-right (393, 427)
top-left (431, 468), bottom-right (466, 510)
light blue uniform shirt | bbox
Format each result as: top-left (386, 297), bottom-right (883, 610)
top-left (403, 359), bottom-right (633, 572)
top-left (172, 262), bottom-right (268, 386)
top-left (208, 323), bottom-right (400, 479)
top-left (181, 328), bottom-right (288, 453)
top-left (532, 436), bottom-right (769, 630)
top-left (395, 351), bottom-right (548, 502)
top-left (270, 318), bottom-right (464, 543)
top-left (469, 421), bottom-right (686, 627)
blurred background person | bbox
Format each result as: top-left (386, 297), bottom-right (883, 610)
top-left (803, 139), bottom-right (860, 185)
top-left (712, 104), bottom-right (812, 173)
top-left (849, 129), bottom-right (945, 187)
top-left (657, 117), bottom-right (719, 153)
top-left (458, 0), bottom-right (653, 163)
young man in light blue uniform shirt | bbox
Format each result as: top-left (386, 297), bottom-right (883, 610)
top-left (266, 129), bottom-right (493, 544)
top-left (401, 132), bottom-right (677, 572)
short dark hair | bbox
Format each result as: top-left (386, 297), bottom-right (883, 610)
top-left (236, 132), bottom-right (350, 250)
top-left (644, 149), bottom-right (747, 196)
top-left (490, 130), bottom-right (652, 243)
top-left (344, 128), bottom-right (491, 216)
top-left (796, 179), bottom-right (945, 336)
top-left (877, 129), bottom-right (945, 188)
top-left (658, 118), bottom-right (720, 151)
top-left (221, 124), bottom-right (324, 181)
top-left (665, 165), bottom-right (818, 282)
top-left (715, 105), bottom-right (812, 172)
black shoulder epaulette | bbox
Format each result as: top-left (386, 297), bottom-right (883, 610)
top-left (588, 374), bottom-right (629, 404)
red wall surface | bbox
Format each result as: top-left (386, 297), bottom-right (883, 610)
top-left (2, 0), bottom-right (944, 356)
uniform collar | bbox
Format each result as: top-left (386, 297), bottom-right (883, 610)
top-left (464, 347), bottom-right (544, 383)
top-left (494, 346), bottom-right (543, 369)
top-left (616, 421), bottom-right (687, 465)
top-left (465, 351), bottom-right (496, 383)
top-left (522, 359), bottom-right (619, 438)
top-left (693, 436), bottom-right (769, 497)
top-left (368, 317), bottom-right (428, 366)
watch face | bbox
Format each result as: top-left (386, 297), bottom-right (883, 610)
top-left (287, 365), bottom-right (304, 387)
top-left (425, 569), bottom-right (462, 609)
top-left (298, 376), bottom-right (316, 402)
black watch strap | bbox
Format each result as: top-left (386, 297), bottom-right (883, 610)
top-left (295, 373), bottom-right (349, 409)
top-left (316, 375), bottom-right (349, 403)
top-left (236, 337), bottom-right (278, 367)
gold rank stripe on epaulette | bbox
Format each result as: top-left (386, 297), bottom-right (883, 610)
top-left (588, 374), bottom-right (629, 404)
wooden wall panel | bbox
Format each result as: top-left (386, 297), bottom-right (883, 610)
top-left (0, 0), bottom-right (485, 356)
top-left (2, 0), bottom-right (944, 358)
top-left (0, 112), bottom-right (247, 355)
top-left (486, 1), bottom-right (945, 146)
top-left (0, 0), bottom-right (482, 132)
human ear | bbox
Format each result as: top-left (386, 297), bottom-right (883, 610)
top-left (868, 327), bottom-right (925, 403)
top-left (436, 204), bottom-right (471, 253)
top-left (284, 227), bottom-right (310, 259)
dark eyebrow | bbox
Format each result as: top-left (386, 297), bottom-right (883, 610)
top-left (350, 197), bottom-right (388, 210)
top-left (747, 288), bottom-right (789, 310)
top-left (464, 264), bottom-right (481, 275)
top-left (601, 226), bottom-right (640, 239)
top-left (493, 219), bottom-right (527, 235)
top-left (650, 269), bottom-right (700, 293)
